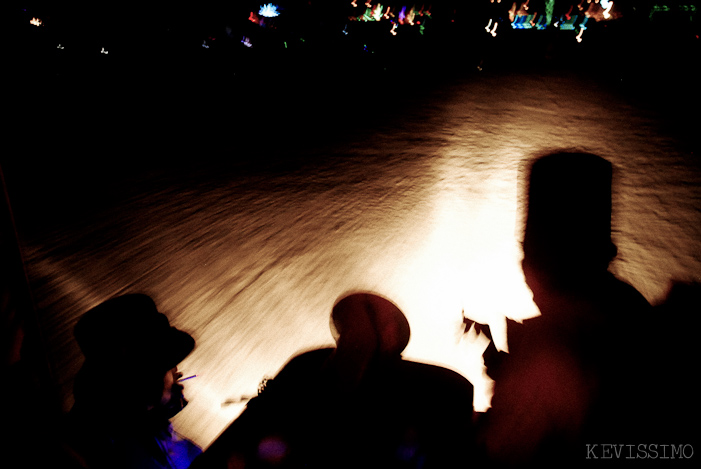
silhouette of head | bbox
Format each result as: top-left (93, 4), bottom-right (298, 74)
top-left (330, 292), bottom-right (411, 361)
top-left (522, 152), bottom-right (617, 293)
top-left (73, 294), bottom-right (195, 417)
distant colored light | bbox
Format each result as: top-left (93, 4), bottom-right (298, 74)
top-left (57, 44), bottom-right (64, 49)
top-left (259, 4), bottom-right (280, 18)
top-left (372, 4), bottom-right (383, 21)
top-left (100, 47), bottom-right (109, 54)
top-left (30, 17), bottom-right (42, 27)
top-left (241, 36), bottom-right (253, 47)
top-left (406, 7), bottom-right (415, 25)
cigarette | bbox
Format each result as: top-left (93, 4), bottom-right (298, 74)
top-left (178, 374), bottom-right (197, 382)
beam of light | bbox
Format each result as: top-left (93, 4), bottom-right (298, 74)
top-left (30, 17), bottom-right (42, 27)
top-left (172, 374), bottom-right (257, 447)
top-left (259, 4), bottom-right (280, 18)
top-left (383, 159), bottom-right (539, 412)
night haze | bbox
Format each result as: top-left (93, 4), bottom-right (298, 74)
top-left (3, 1), bottom-right (699, 466)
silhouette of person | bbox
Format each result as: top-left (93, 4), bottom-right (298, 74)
top-left (479, 152), bottom-right (654, 465)
top-left (63, 293), bottom-right (202, 469)
top-left (647, 281), bottom-right (700, 445)
top-left (193, 292), bottom-right (476, 469)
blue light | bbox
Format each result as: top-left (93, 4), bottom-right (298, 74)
top-left (259, 4), bottom-right (280, 18)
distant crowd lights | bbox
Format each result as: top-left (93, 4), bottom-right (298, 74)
top-left (482, 0), bottom-right (623, 42)
top-left (23, 2), bottom-right (695, 59)
top-left (346, 3), bottom-right (432, 37)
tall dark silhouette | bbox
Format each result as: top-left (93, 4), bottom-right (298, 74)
top-left (647, 281), bottom-right (700, 446)
top-left (193, 292), bottom-right (476, 469)
top-left (480, 152), bottom-right (655, 465)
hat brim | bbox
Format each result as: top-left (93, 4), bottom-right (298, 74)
top-left (160, 327), bottom-right (196, 371)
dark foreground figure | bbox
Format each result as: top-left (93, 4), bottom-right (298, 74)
top-left (63, 294), bottom-right (202, 469)
top-left (480, 152), bottom-right (660, 465)
top-left (193, 292), bottom-right (477, 469)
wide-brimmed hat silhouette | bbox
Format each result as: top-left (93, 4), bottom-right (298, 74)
top-left (330, 292), bottom-right (411, 358)
top-left (74, 294), bottom-right (195, 373)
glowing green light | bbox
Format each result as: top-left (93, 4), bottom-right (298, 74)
top-left (545, 0), bottom-right (554, 25)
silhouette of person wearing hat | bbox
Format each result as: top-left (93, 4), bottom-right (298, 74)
top-left (64, 294), bottom-right (202, 469)
top-left (193, 292), bottom-right (477, 469)
top-left (479, 152), bottom-right (655, 465)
